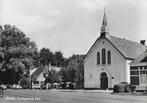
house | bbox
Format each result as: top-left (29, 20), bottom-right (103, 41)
top-left (130, 50), bottom-right (147, 86)
top-left (30, 65), bottom-right (61, 89)
top-left (84, 11), bottom-right (147, 89)
top-left (31, 66), bottom-right (47, 89)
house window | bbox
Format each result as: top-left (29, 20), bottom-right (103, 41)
top-left (102, 48), bottom-right (106, 64)
top-left (130, 71), bottom-right (139, 75)
top-left (131, 76), bottom-right (139, 85)
top-left (34, 81), bottom-right (39, 84)
top-left (97, 52), bottom-right (100, 65)
top-left (130, 66), bottom-right (138, 70)
top-left (107, 50), bottom-right (111, 64)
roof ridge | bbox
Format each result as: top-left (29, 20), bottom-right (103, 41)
top-left (107, 34), bottom-right (147, 59)
top-left (109, 35), bottom-right (146, 46)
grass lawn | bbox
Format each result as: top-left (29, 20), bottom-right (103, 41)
top-left (0, 89), bottom-right (146, 103)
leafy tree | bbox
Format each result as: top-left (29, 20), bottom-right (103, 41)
top-left (59, 54), bottom-right (85, 89)
top-left (39, 48), bottom-right (55, 66)
top-left (59, 67), bottom-right (70, 83)
top-left (39, 49), bottom-right (65, 67)
top-left (0, 24), bottom-right (38, 84)
top-left (44, 69), bottom-right (60, 84)
top-left (54, 51), bottom-right (65, 67)
top-left (19, 75), bottom-right (30, 89)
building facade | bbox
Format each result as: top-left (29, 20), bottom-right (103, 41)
top-left (84, 11), bottom-right (147, 89)
top-left (130, 50), bottom-right (147, 86)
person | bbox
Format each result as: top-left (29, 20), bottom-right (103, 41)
top-left (46, 83), bottom-right (51, 90)
top-left (0, 87), bottom-right (3, 97)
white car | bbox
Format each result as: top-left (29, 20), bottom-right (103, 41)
top-left (11, 84), bottom-right (22, 89)
top-left (0, 84), bottom-right (7, 90)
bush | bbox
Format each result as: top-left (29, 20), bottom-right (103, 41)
top-left (113, 82), bottom-right (131, 93)
top-left (125, 85), bottom-right (131, 92)
top-left (60, 83), bottom-right (66, 89)
top-left (40, 83), bottom-right (46, 89)
top-left (19, 77), bottom-right (30, 89)
top-left (68, 83), bottom-right (74, 89)
top-left (130, 85), bottom-right (136, 92)
top-left (113, 84), bottom-right (125, 93)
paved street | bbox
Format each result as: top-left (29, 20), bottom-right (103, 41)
top-left (0, 89), bottom-right (147, 103)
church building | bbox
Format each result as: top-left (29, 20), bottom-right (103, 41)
top-left (84, 11), bottom-right (147, 89)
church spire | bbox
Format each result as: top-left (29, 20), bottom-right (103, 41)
top-left (100, 8), bottom-right (109, 37)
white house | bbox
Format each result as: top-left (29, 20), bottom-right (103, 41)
top-left (30, 65), bottom-right (61, 89)
top-left (84, 11), bottom-right (147, 89)
top-left (31, 66), bottom-right (47, 89)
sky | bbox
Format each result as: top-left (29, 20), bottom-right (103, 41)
top-left (0, 0), bottom-right (147, 57)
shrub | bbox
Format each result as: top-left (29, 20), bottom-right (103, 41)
top-left (19, 77), bottom-right (30, 89)
top-left (113, 84), bottom-right (124, 93)
top-left (40, 83), bottom-right (46, 89)
top-left (68, 83), bottom-right (74, 89)
top-left (113, 82), bottom-right (131, 93)
top-left (113, 85), bottom-right (118, 93)
top-left (60, 83), bottom-right (66, 89)
top-left (130, 85), bottom-right (136, 92)
top-left (125, 84), bottom-right (131, 92)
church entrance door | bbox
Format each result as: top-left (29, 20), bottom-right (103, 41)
top-left (100, 72), bottom-right (108, 89)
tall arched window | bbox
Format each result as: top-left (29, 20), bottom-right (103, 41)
top-left (107, 50), bottom-right (111, 64)
top-left (97, 52), bottom-right (100, 65)
top-left (102, 48), bottom-right (106, 64)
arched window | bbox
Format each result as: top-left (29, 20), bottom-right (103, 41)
top-left (97, 52), bottom-right (100, 65)
top-left (107, 50), bottom-right (111, 64)
top-left (102, 48), bottom-right (106, 64)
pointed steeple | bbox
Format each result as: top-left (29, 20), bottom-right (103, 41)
top-left (100, 8), bottom-right (109, 37)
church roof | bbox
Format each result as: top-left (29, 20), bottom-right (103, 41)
top-left (84, 34), bottom-right (147, 61)
top-left (130, 50), bottom-right (147, 64)
top-left (107, 35), bottom-right (147, 59)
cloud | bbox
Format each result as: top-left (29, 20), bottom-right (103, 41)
top-left (113, 0), bottom-right (146, 6)
top-left (78, 0), bottom-right (108, 12)
top-left (2, 0), bottom-right (63, 33)
top-left (1, 0), bottom-right (147, 57)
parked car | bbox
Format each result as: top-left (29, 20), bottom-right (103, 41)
top-left (60, 83), bottom-right (66, 89)
top-left (0, 84), bottom-right (7, 90)
top-left (66, 82), bottom-right (75, 89)
top-left (11, 84), bottom-right (22, 90)
top-left (6, 84), bottom-right (12, 89)
top-left (16, 85), bottom-right (22, 89)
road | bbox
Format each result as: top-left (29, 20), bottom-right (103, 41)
top-left (0, 89), bottom-right (147, 103)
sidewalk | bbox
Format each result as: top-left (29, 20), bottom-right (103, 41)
top-left (82, 89), bottom-right (113, 94)
top-left (56, 89), bottom-right (113, 94)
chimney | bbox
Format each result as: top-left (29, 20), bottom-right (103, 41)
top-left (140, 40), bottom-right (145, 45)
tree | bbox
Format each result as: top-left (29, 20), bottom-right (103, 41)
top-left (59, 54), bottom-right (85, 89)
top-left (39, 49), bottom-right (65, 67)
top-left (0, 24), bottom-right (38, 84)
top-left (54, 51), bottom-right (65, 67)
top-left (44, 69), bottom-right (60, 84)
top-left (39, 48), bottom-right (55, 66)
top-left (59, 67), bottom-right (70, 83)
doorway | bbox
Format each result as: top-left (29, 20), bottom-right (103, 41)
top-left (100, 72), bottom-right (108, 89)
